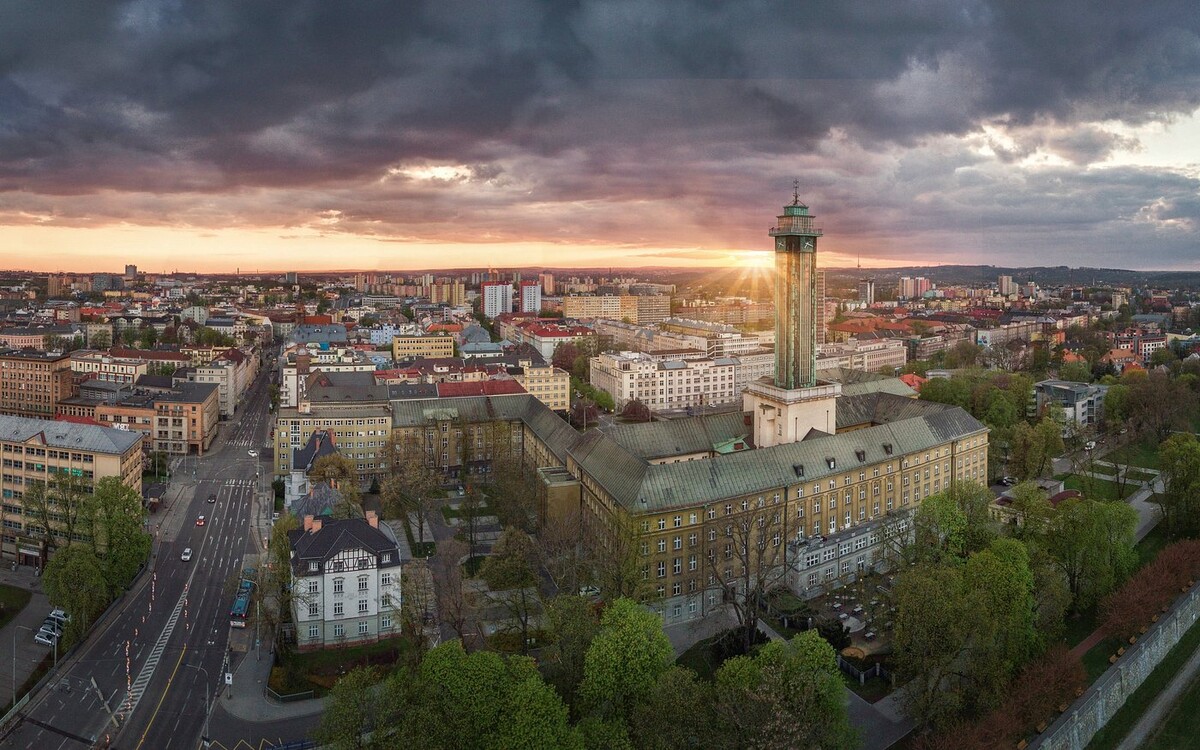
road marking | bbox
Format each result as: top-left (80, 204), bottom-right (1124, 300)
top-left (134, 644), bottom-right (187, 750)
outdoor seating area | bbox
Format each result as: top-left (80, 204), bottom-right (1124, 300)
top-left (812, 572), bottom-right (897, 655)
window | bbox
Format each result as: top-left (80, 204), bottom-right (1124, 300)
top-left (673, 558), bottom-right (682, 575)
top-left (308, 561), bottom-right (318, 573)
top-left (308, 603), bottom-right (318, 617)
top-left (381, 573), bottom-right (392, 586)
top-left (333, 624), bottom-right (344, 638)
top-left (333, 578), bottom-right (344, 594)
top-left (333, 602), bottom-right (344, 616)
top-left (358, 576), bottom-right (368, 592)
top-left (307, 580), bottom-right (318, 594)
top-left (657, 539), bottom-right (667, 553)
top-left (688, 555), bottom-right (697, 571)
top-left (657, 561), bottom-right (666, 578)
top-left (673, 515), bottom-right (682, 527)
top-left (358, 600), bottom-right (369, 614)
top-left (308, 625), bottom-right (319, 640)
top-left (381, 615), bottom-right (393, 629)
top-left (359, 621), bottom-right (369, 635)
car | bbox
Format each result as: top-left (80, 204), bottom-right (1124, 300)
top-left (207, 493), bottom-right (216, 503)
top-left (1119, 427), bottom-right (1129, 435)
top-left (33, 632), bottom-right (57, 647)
top-left (39, 621), bottom-right (62, 638)
top-left (1000, 476), bottom-right (1018, 486)
top-left (181, 548), bottom-right (193, 562)
top-left (247, 449), bottom-right (259, 458)
top-left (196, 515), bottom-right (206, 526)
top-left (1085, 441), bottom-right (1097, 451)
top-left (47, 608), bottom-right (71, 624)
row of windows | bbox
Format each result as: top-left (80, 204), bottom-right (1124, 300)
top-left (307, 617), bottom-right (392, 640)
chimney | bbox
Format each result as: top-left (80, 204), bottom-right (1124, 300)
top-left (310, 518), bottom-right (322, 534)
top-left (366, 510), bottom-right (378, 529)
top-left (303, 514), bottom-right (314, 532)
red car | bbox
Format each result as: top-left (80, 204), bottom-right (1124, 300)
top-left (196, 516), bottom-right (206, 526)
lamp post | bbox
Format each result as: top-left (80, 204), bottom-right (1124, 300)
top-left (12, 624), bottom-right (32, 708)
top-left (185, 664), bottom-right (211, 746)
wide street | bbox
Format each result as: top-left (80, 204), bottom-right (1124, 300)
top-left (1, 368), bottom-right (275, 750)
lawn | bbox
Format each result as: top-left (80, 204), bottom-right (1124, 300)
top-left (1111, 440), bottom-right (1161, 470)
top-left (1125, 468), bottom-right (1158, 484)
top-left (271, 638), bottom-right (410, 696)
top-left (0, 583), bottom-right (31, 632)
top-left (843, 674), bottom-right (892, 703)
top-left (1082, 637), bottom-right (1122, 683)
top-left (1063, 606), bottom-right (1100, 649)
top-left (1062, 475), bottom-right (1132, 502)
top-left (1141, 666), bottom-right (1200, 749)
top-left (442, 503), bottom-right (495, 520)
top-left (1085, 615), bottom-right (1200, 750)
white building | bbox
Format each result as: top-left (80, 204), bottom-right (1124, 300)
top-left (589, 351), bottom-right (738, 411)
top-left (816, 339), bottom-right (908, 375)
top-left (482, 283), bottom-right (513, 319)
top-left (1035, 380), bottom-right (1109, 435)
top-left (289, 513), bottom-right (404, 651)
top-left (279, 346), bottom-right (378, 408)
top-left (519, 282), bottom-right (542, 314)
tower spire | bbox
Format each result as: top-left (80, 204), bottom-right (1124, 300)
top-left (792, 179), bottom-right (801, 206)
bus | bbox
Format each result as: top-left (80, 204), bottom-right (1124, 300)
top-left (230, 593), bottom-right (250, 628)
top-left (231, 575), bottom-right (255, 628)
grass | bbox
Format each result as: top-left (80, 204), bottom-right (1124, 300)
top-left (1111, 440), bottom-right (1161, 470)
top-left (1089, 463), bottom-right (1118, 476)
top-left (843, 673), bottom-right (893, 703)
top-left (1136, 525), bottom-right (1169, 568)
top-left (1126, 468), bottom-right (1158, 483)
top-left (1082, 637), bottom-right (1122, 683)
top-left (1063, 475), bottom-right (1133, 502)
top-left (272, 638), bottom-right (409, 696)
top-left (1085, 614), bottom-right (1200, 750)
top-left (1063, 606), bottom-right (1100, 648)
top-left (441, 503), bottom-right (495, 520)
top-left (0, 583), bottom-right (32, 631)
top-left (1141, 666), bottom-right (1200, 749)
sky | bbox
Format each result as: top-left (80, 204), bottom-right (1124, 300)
top-left (2, 1), bottom-right (1200, 274)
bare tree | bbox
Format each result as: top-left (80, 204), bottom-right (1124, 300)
top-left (707, 497), bottom-right (789, 654)
top-left (539, 510), bottom-right (587, 595)
top-left (23, 474), bottom-right (90, 553)
top-left (434, 538), bottom-right (471, 644)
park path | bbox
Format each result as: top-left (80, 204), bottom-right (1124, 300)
top-left (1112, 637), bottom-right (1200, 750)
top-left (1071, 628), bottom-right (1107, 659)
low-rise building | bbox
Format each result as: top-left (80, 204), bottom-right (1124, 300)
top-left (70, 351), bottom-right (149, 385)
top-left (289, 512), bottom-right (404, 652)
top-left (392, 334), bottom-right (455, 361)
top-left (1035, 380), bottom-right (1109, 435)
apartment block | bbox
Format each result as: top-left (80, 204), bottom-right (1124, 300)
top-left (392, 335), bottom-right (456, 362)
top-left (0, 350), bottom-right (76, 420)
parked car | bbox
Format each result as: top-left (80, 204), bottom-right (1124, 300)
top-left (196, 515), bottom-right (206, 526)
top-left (1085, 440), bottom-right (1097, 451)
top-left (1000, 476), bottom-right (1018, 486)
top-left (33, 632), bottom-right (57, 647)
top-left (181, 548), bottom-right (193, 562)
top-left (39, 620), bottom-right (62, 638)
top-left (48, 608), bottom-right (71, 624)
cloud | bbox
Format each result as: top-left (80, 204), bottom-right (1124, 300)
top-left (1, 1), bottom-right (1199, 269)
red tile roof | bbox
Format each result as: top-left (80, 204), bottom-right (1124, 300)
top-left (436, 380), bottom-right (526, 398)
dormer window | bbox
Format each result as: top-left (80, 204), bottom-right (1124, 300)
top-left (793, 464), bottom-right (804, 477)
top-left (308, 561), bottom-right (318, 573)
top-left (855, 450), bottom-right (866, 462)
top-left (826, 457), bottom-right (836, 470)
top-left (883, 443), bottom-right (893, 455)
top-left (381, 553), bottom-right (392, 564)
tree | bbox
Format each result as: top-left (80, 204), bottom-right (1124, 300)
top-left (43, 545), bottom-right (109, 641)
top-left (480, 526), bottom-right (541, 654)
top-left (311, 453), bottom-right (362, 511)
top-left (138, 326), bottom-right (159, 349)
top-left (87, 476), bottom-right (151, 593)
top-left (629, 666), bottom-right (711, 750)
top-left (493, 676), bottom-right (585, 750)
top-left (711, 633), bottom-right (857, 750)
top-left (579, 598), bottom-right (673, 721)
top-left (553, 343), bottom-right (581, 373)
top-left (1044, 497), bottom-right (1137, 612)
top-left (489, 453), bottom-right (538, 532)
top-left (22, 474), bottom-right (90, 553)
top-left (380, 432), bottom-right (442, 548)
top-left (589, 512), bottom-right (652, 604)
top-left (1008, 417), bottom-right (1064, 480)
top-left (912, 482), bottom-right (996, 561)
top-left (314, 667), bottom-right (390, 750)
top-left (1157, 433), bottom-right (1200, 537)
top-left (433, 538), bottom-right (471, 644)
top-left (620, 399), bottom-right (651, 423)
top-left (706, 494), bottom-right (789, 656)
top-left (1058, 361), bottom-right (1092, 383)
top-left (542, 594), bottom-right (601, 712)
top-left (89, 330), bottom-right (112, 350)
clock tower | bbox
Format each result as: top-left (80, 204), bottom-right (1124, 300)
top-left (743, 185), bottom-right (840, 448)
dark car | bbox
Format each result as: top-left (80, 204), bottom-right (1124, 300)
top-left (207, 493), bottom-right (216, 503)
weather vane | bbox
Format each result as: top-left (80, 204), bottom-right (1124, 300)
top-left (792, 179), bottom-right (801, 206)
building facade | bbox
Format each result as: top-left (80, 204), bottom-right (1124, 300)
top-left (392, 335), bottom-right (455, 362)
top-left (481, 282), bottom-right (513, 319)
top-left (0, 350), bottom-right (75, 420)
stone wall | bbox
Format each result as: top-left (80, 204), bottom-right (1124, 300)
top-left (1030, 581), bottom-right (1200, 750)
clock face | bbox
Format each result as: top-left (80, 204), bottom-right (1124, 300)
top-left (776, 237), bottom-right (786, 250)
top-left (802, 238), bottom-right (814, 250)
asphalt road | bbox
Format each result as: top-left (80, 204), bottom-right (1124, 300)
top-left (2, 370), bottom-right (272, 750)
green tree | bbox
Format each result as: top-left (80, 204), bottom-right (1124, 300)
top-left (89, 330), bottom-right (112, 349)
top-left (628, 666), bottom-right (710, 750)
top-left (542, 594), bottom-right (601, 711)
top-left (1157, 433), bottom-right (1200, 537)
top-left (493, 676), bottom-right (585, 750)
top-left (314, 667), bottom-right (390, 750)
top-left (379, 432), bottom-right (442, 548)
top-left (310, 453), bottom-right (362, 513)
top-left (480, 526), bottom-right (540, 654)
top-left (43, 546), bottom-right (109, 641)
top-left (1009, 417), bottom-right (1064, 480)
top-left (138, 326), bottom-right (159, 349)
top-left (22, 474), bottom-right (90, 552)
top-left (1059, 361), bottom-right (1093, 383)
top-left (579, 598), bottom-right (673, 721)
top-left (1044, 498), bottom-right (1137, 612)
top-left (88, 476), bottom-right (152, 592)
top-left (711, 633), bottom-right (857, 750)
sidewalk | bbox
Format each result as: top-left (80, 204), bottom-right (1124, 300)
top-left (0, 567), bottom-right (51, 709)
top-left (219, 643), bottom-right (326, 723)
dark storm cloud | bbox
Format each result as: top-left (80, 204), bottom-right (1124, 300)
top-left (1, 0), bottom-right (1200, 267)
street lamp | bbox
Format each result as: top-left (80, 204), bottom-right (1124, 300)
top-left (185, 664), bottom-right (211, 746)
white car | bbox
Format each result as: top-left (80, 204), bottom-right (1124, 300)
top-left (247, 449), bottom-right (259, 458)
top-left (48, 608), bottom-right (71, 624)
top-left (1085, 441), bottom-right (1097, 451)
top-left (181, 548), bottom-right (193, 562)
top-left (33, 632), bottom-right (57, 647)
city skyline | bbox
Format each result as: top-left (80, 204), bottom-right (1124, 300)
top-left (3, 3), bottom-right (1200, 274)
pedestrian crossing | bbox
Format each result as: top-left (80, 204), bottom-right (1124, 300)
top-left (121, 582), bottom-right (187, 718)
top-left (223, 478), bottom-right (257, 491)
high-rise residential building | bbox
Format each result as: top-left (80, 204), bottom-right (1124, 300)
top-left (519, 281), bottom-right (542, 314)
top-left (998, 275), bottom-right (1016, 296)
top-left (124, 264), bottom-right (138, 279)
top-left (285, 271), bottom-right (299, 285)
top-left (898, 276), bottom-right (931, 300)
top-left (481, 282), bottom-right (514, 319)
top-left (46, 274), bottom-right (64, 299)
top-left (858, 278), bottom-right (876, 305)
top-left (816, 270), bottom-right (827, 345)
top-left (539, 272), bottom-right (555, 296)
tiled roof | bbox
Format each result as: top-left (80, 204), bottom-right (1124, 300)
top-left (0, 414), bottom-right (142, 455)
top-left (288, 517), bottom-right (401, 575)
top-left (437, 380), bottom-right (526, 398)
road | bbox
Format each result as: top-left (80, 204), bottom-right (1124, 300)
top-left (1, 370), bottom-right (273, 750)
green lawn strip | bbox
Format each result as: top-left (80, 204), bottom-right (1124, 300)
top-left (1141, 667), bottom-right (1200, 750)
top-left (1125, 469), bottom-right (1157, 483)
top-left (842, 673), bottom-right (892, 703)
top-left (1063, 606), bottom-right (1100, 649)
top-left (441, 503), bottom-right (495, 520)
top-left (1115, 441), bottom-right (1161, 471)
top-left (0, 583), bottom-right (32, 631)
top-left (1085, 614), bottom-right (1200, 750)
top-left (1135, 525), bottom-right (1169, 568)
top-left (1089, 463), bottom-right (1117, 476)
top-left (1063, 475), bottom-right (1131, 502)
top-left (1082, 637), bottom-right (1122, 684)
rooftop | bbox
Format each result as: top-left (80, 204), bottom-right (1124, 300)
top-left (0, 414), bottom-right (143, 454)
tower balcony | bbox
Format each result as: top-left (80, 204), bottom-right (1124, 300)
top-left (769, 217), bottom-right (822, 236)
